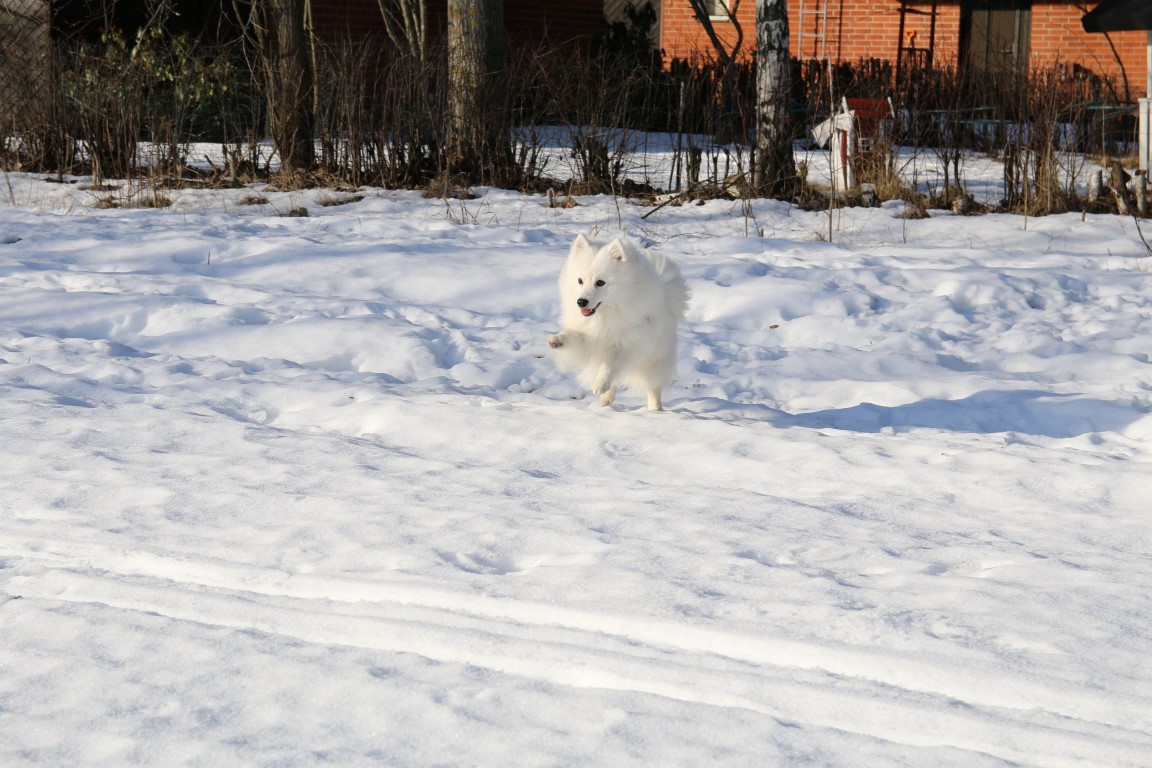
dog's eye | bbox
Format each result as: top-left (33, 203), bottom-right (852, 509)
top-left (595, 280), bottom-right (605, 287)
top-left (577, 278), bottom-right (583, 285)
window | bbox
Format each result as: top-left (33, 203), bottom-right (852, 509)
top-left (705, 0), bottom-right (730, 19)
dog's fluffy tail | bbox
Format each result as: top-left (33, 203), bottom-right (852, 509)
top-left (647, 250), bottom-right (690, 322)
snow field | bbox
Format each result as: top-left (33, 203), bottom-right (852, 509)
top-left (2, 170), bottom-right (1152, 766)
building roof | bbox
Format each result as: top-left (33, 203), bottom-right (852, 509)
top-left (1082, 0), bottom-right (1152, 33)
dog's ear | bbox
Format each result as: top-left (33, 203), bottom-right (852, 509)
top-left (605, 238), bottom-right (630, 262)
top-left (571, 233), bottom-right (593, 256)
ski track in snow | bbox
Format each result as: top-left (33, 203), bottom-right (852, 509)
top-left (3, 175), bottom-right (1152, 765)
top-left (8, 557), bottom-right (1152, 768)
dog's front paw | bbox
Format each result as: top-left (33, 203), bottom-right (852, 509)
top-left (547, 334), bottom-right (564, 349)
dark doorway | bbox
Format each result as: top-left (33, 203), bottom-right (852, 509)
top-left (961, 0), bottom-right (1032, 73)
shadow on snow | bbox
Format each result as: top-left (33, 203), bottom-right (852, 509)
top-left (680, 390), bottom-right (1144, 439)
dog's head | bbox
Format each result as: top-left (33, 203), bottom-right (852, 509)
top-left (564, 234), bottom-right (634, 318)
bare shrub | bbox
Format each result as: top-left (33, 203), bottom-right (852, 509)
top-left (59, 28), bottom-right (147, 183)
top-left (8, 0), bottom-right (1140, 221)
top-left (1005, 65), bottom-right (1098, 215)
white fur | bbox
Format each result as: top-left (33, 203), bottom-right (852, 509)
top-left (547, 234), bottom-right (689, 411)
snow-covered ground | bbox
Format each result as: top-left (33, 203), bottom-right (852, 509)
top-left (2, 156), bottom-right (1151, 766)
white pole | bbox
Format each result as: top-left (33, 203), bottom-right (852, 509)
top-left (1143, 32), bottom-right (1151, 172)
top-left (1141, 100), bottom-right (1149, 172)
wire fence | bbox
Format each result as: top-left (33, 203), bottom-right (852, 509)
top-left (1, 0), bottom-right (54, 155)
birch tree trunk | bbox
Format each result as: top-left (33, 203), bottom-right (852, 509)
top-left (754, 0), bottom-right (796, 197)
top-left (446, 0), bottom-right (510, 183)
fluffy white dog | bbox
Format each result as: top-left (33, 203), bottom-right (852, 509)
top-left (547, 234), bottom-right (689, 411)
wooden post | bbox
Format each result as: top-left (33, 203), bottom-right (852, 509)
top-left (1088, 169), bottom-right (1104, 204)
top-left (1111, 160), bottom-right (1132, 215)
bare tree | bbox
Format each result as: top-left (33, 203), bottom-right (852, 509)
top-left (753, 0), bottom-right (796, 196)
top-left (446, 0), bottom-right (511, 183)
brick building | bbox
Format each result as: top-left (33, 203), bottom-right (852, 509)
top-left (642, 0), bottom-right (1148, 102)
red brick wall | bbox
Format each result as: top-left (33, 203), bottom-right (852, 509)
top-left (1031, 3), bottom-right (1147, 101)
top-left (657, 0), bottom-right (749, 62)
top-left (658, 0), bottom-right (1147, 98)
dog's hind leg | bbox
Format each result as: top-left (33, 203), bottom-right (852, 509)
top-left (646, 388), bottom-right (663, 411)
top-left (598, 384), bottom-right (618, 407)
top-left (635, 356), bottom-right (669, 411)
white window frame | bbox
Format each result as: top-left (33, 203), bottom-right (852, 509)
top-left (705, 0), bottom-right (731, 21)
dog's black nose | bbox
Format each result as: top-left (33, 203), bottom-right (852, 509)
top-left (576, 298), bottom-right (588, 308)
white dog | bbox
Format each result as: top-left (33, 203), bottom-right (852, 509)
top-left (547, 234), bottom-right (689, 411)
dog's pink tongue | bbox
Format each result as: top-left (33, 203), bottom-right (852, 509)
top-left (581, 308), bottom-right (594, 316)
